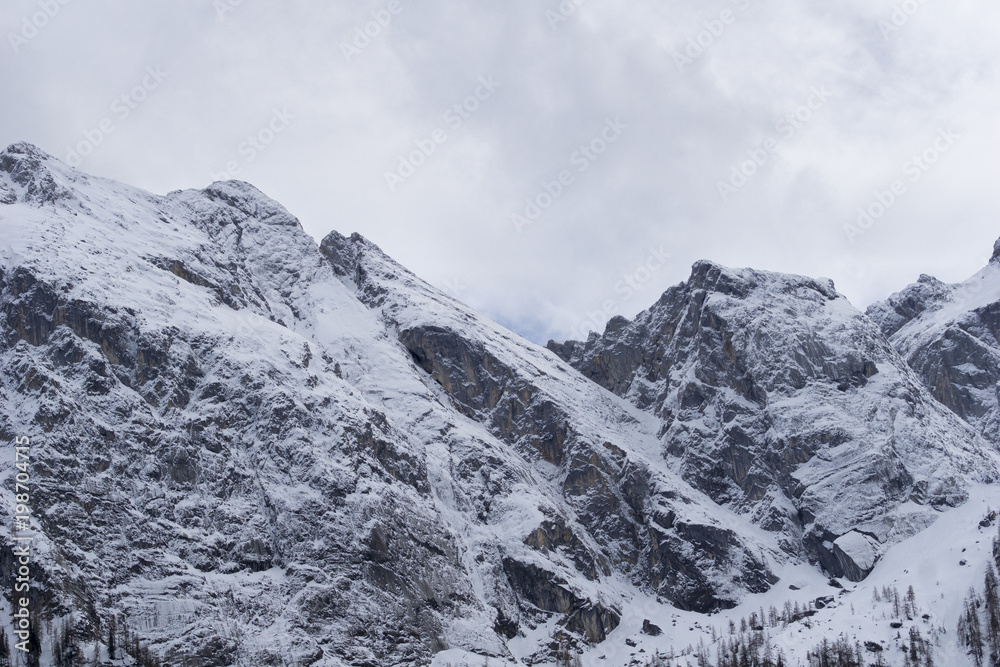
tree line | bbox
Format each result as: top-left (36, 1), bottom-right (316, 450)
top-left (957, 521), bottom-right (1000, 666)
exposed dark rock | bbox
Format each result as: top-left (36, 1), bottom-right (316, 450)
top-left (501, 558), bottom-right (620, 643)
top-left (642, 619), bottom-right (663, 636)
top-left (0, 142), bottom-right (72, 204)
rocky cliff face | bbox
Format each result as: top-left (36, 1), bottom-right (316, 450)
top-left (867, 248), bottom-right (1000, 444)
top-left (1, 142), bottom-right (997, 666)
top-left (547, 260), bottom-right (994, 582)
top-left (318, 232), bottom-right (780, 616)
top-left (0, 143), bottom-right (780, 666)
top-left (1, 144), bottom-right (482, 666)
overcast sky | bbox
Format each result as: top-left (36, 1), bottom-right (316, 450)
top-left (2, 0), bottom-right (998, 343)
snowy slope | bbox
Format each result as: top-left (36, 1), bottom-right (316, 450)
top-left (2, 141), bottom-right (999, 667)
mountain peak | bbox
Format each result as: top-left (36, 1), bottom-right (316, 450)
top-left (2, 141), bottom-right (51, 160)
top-left (320, 229), bottom-right (394, 279)
top-left (0, 141), bottom-right (71, 205)
top-left (685, 259), bottom-right (839, 302)
top-left (198, 180), bottom-right (303, 230)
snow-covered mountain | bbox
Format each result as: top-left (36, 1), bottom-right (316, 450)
top-left (868, 244), bottom-right (1000, 445)
top-left (547, 261), bottom-right (994, 583)
top-left (1, 142), bottom-right (999, 667)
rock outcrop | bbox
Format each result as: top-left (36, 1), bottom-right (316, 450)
top-left (868, 253), bottom-right (1000, 443)
top-left (547, 261), bottom-right (992, 581)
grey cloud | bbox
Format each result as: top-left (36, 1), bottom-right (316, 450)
top-left (2, 0), bottom-right (997, 342)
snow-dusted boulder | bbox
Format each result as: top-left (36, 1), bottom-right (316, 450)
top-left (831, 531), bottom-right (880, 581)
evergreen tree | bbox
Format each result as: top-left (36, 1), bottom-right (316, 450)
top-left (51, 619), bottom-right (85, 667)
top-left (960, 588), bottom-right (986, 667)
top-left (994, 523), bottom-right (1000, 572)
top-left (908, 626), bottom-right (922, 664)
top-left (0, 627), bottom-right (10, 667)
top-left (986, 565), bottom-right (1000, 666)
top-left (25, 607), bottom-right (43, 667)
top-left (106, 615), bottom-right (117, 661)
